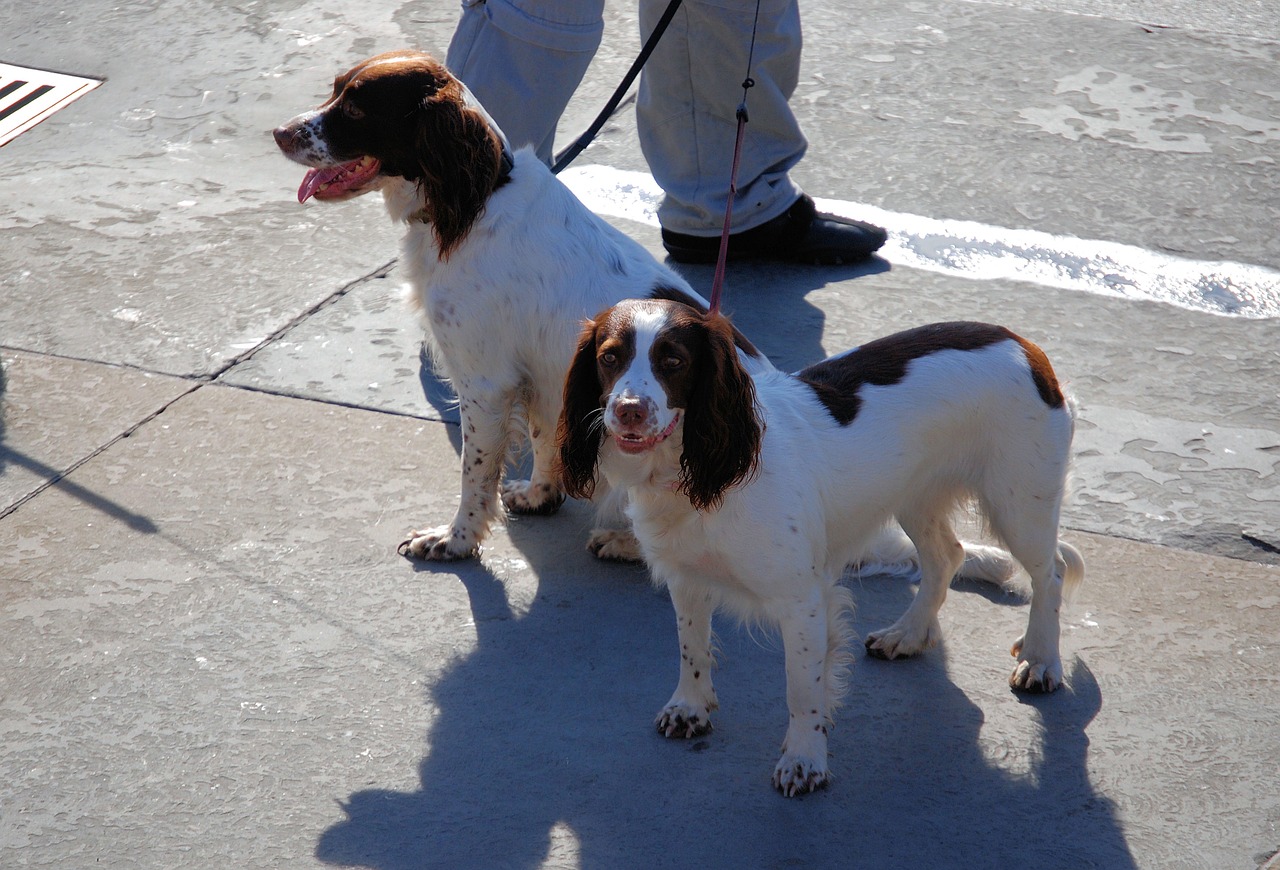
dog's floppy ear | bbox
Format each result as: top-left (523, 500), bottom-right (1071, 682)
top-left (678, 313), bottom-right (761, 511)
top-left (411, 81), bottom-right (504, 258)
top-left (556, 319), bottom-right (607, 501)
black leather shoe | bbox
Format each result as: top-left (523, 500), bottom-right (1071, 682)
top-left (661, 194), bottom-right (887, 265)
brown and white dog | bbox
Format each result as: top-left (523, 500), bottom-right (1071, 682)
top-left (272, 50), bottom-right (769, 560)
top-left (557, 298), bottom-right (1084, 795)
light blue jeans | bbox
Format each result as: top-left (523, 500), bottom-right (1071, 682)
top-left (446, 0), bottom-right (806, 235)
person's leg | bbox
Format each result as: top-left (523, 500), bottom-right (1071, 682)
top-left (636, 0), bottom-right (886, 264)
top-left (637, 0), bottom-right (804, 235)
top-left (447, 0), bottom-right (605, 163)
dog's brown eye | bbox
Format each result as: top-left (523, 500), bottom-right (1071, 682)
top-left (342, 100), bottom-right (364, 120)
top-left (600, 351), bottom-right (618, 367)
top-left (660, 356), bottom-right (685, 371)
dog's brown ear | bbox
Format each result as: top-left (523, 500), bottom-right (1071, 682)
top-left (678, 313), bottom-right (761, 511)
top-left (411, 81), bottom-right (504, 258)
top-left (556, 320), bottom-right (607, 501)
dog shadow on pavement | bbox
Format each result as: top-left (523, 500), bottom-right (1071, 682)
top-left (316, 496), bottom-right (1134, 869)
top-left (329, 256), bottom-right (1133, 867)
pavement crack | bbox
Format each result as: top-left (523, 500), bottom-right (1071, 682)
top-left (0, 378), bottom-right (202, 525)
top-left (210, 257), bottom-right (399, 382)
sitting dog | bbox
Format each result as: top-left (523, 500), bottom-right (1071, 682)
top-left (557, 297), bottom-right (1084, 795)
top-left (272, 50), bottom-right (768, 560)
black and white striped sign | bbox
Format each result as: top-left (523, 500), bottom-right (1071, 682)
top-left (0, 62), bottom-right (101, 146)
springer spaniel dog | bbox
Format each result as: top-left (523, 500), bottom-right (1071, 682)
top-left (272, 51), bottom-right (764, 560)
top-left (557, 298), bottom-right (1084, 795)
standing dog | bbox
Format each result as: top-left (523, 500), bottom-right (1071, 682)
top-left (557, 298), bottom-right (1084, 795)
top-left (273, 50), bottom-right (768, 559)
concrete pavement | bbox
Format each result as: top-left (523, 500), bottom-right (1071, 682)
top-left (2, 1), bottom-right (1278, 867)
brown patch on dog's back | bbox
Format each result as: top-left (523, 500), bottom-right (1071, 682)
top-left (1012, 335), bottom-right (1066, 409)
top-left (797, 321), bottom-right (1062, 425)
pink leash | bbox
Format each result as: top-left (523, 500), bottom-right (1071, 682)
top-left (707, 0), bottom-right (762, 316)
top-left (708, 102), bottom-right (749, 316)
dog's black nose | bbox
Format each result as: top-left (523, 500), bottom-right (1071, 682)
top-left (272, 125), bottom-right (297, 151)
top-left (614, 398), bottom-right (649, 427)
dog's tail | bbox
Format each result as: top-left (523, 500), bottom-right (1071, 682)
top-left (955, 543), bottom-right (1020, 586)
top-left (1056, 541), bottom-right (1085, 605)
top-left (849, 525), bottom-right (1083, 601)
top-left (952, 540), bottom-right (1085, 604)
top-left (850, 525), bottom-right (1019, 584)
top-left (846, 525), bottom-right (924, 579)
top-left (963, 541), bottom-right (1085, 599)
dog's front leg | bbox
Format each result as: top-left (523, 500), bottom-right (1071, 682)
top-left (584, 482), bottom-right (643, 562)
top-left (656, 577), bottom-right (718, 738)
top-left (399, 392), bottom-right (509, 560)
top-left (773, 596), bottom-right (832, 796)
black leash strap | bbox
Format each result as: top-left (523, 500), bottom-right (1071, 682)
top-left (551, 0), bottom-right (684, 175)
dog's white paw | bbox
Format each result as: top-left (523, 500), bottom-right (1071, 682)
top-left (587, 528), bottom-right (644, 563)
top-left (863, 617), bottom-right (942, 660)
top-left (655, 702), bottom-right (713, 739)
top-left (1008, 636), bottom-right (1064, 693)
top-left (772, 752), bottom-right (830, 797)
top-left (397, 525), bottom-right (480, 561)
top-left (501, 480), bottom-right (565, 516)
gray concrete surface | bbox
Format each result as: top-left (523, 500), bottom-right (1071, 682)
top-left (2, 1), bottom-right (1278, 868)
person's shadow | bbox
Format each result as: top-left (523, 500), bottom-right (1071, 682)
top-left (0, 355), bottom-right (158, 533)
top-left (316, 499), bottom-right (1133, 868)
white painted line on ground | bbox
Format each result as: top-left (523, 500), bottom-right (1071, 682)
top-left (560, 164), bottom-right (1280, 319)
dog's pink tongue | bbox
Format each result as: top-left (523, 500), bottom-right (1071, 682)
top-left (296, 157), bottom-right (382, 202)
top-left (297, 166), bottom-right (344, 203)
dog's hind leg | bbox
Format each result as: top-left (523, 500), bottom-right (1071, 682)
top-left (1004, 547), bottom-right (1071, 692)
top-left (1002, 528), bottom-right (1083, 694)
top-left (983, 468), bottom-right (1082, 693)
top-left (865, 508), bottom-right (965, 660)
